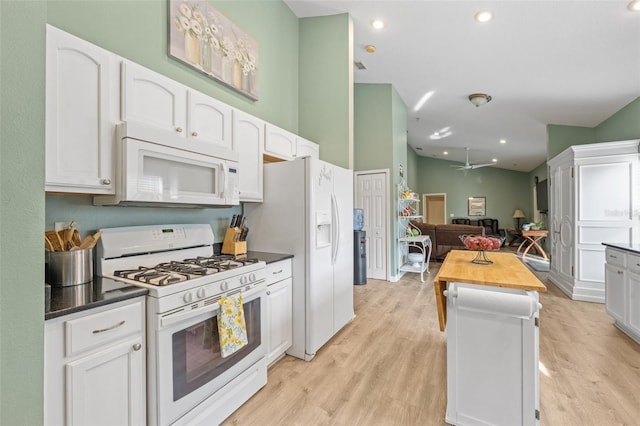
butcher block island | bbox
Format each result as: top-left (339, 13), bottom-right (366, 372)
top-left (434, 250), bottom-right (547, 426)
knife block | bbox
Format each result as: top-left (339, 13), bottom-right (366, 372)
top-left (221, 227), bottom-right (247, 255)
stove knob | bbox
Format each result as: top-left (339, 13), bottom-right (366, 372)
top-left (196, 288), bottom-right (206, 299)
top-left (183, 292), bottom-right (193, 303)
top-left (249, 273), bottom-right (257, 282)
top-left (240, 276), bottom-right (248, 285)
top-left (221, 281), bottom-right (229, 291)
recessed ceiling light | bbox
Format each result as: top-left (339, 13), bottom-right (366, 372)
top-left (628, 0), bottom-right (640, 11)
top-left (499, 139), bottom-right (507, 144)
top-left (372, 19), bottom-right (385, 29)
top-left (365, 45), bottom-right (376, 53)
top-left (474, 10), bottom-right (493, 23)
top-left (492, 158), bottom-right (498, 163)
top-left (443, 151), bottom-right (448, 155)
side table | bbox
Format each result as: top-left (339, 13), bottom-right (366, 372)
top-left (517, 230), bottom-right (549, 260)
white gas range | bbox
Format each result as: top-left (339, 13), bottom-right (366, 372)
top-left (96, 224), bottom-right (268, 426)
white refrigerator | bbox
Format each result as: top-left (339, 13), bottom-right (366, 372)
top-left (246, 157), bottom-right (354, 361)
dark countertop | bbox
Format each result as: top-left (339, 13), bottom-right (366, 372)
top-left (602, 243), bottom-right (640, 255)
top-left (45, 252), bottom-right (292, 320)
top-left (246, 251), bottom-right (293, 264)
top-left (45, 277), bottom-right (147, 320)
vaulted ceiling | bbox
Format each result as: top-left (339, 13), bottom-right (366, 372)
top-left (285, 0), bottom-right (640, 172)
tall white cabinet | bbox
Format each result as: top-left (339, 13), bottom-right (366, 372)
top-left (548, 140), bottom-right (640, 302)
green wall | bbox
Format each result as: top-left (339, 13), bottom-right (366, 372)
top-left (1, 2), bottom-right (47, 424)
top-left (407, 147), bottom-right (419, 190)
top-left (353, 83), bottom-right (408, 276)
top-left (547, 96), bottom-right (640, 161)
top-left (354, 84), bottom-right (394, 172)
top-left (595, 96), bottom-right (640, 142)
top-left (299, 14), bottom-right (353, 169)
top-left (547, 124), bottom-right (596, 160)
top-left (416, 157), bottom-right (531, 230)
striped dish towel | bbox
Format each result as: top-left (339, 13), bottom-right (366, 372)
top-left (217, 294), bottom-right (248, 358)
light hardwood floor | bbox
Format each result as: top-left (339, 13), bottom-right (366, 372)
top-left (224, 262), bottom-right (640, 426)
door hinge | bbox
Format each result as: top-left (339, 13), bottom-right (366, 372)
top-left (571, 167), bottom-right (574, 178)
top-left (571, 266), bottom-right (574, 277)
top-left (535, 409), bottom-right (540, 420)
top-left (535, 317), bottom-right (539, 327)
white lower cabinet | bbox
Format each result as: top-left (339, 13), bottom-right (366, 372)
top-left (45, 298), bottom-right (146, 425)
top-left (265, 259), bottom-right (293, 366)
top-left (605, 247), bottom-right (640, 344)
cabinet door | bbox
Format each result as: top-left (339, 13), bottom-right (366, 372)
top-left (67, 336), bottom-right (146, 426)
top-left (296, 136), bottom-right (320, 159)
top-left (187, 90), bottom-right (233, 149)
top-left (628, 270), bottom-right (640, 335)
top-left (264, 124), bottom-right (296, 160)
top-left (121, 61), bottom-right (187, 136)
top-left (266, 277), bottom-right (293, 366)
top-left (549, 163), bottom-right (574, 279)
top-left (45, 25), bottom-right (117, 194)
top-left (232, 110), bottom-right (264, 202)
top-left (605, 263), bottom-right (626, 323)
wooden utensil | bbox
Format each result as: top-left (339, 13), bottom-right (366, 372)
top-left (45, 230), bottom-right (64, 251)
top-left (72, 229), bottom-right (82, 247)
top-left (61, 229), bottom-right (74, 251)
top-left (79, 230), bottom-right (102, 250)
top-left (45, 236), bottom-right (54, 251)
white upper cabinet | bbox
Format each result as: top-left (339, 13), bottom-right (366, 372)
top-left (232, 110), bottom-right (264, 202)
top-left (188, 90), bottom-right (233, 150)
top-left (264, 123), bottom-right (297, 160)
top-left (122, 61), bottom-right (233, 150)
top-left (121, 61), bottom-right (188, 136)
top-left (296, 136), bottom-right (320, 160)
top-left (45, 25), bottom-right (118, 194)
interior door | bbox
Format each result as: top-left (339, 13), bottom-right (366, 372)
top-left (355, 171), bottom-right (388, 280)
top-left (423, 193), bottom-right (446, 224)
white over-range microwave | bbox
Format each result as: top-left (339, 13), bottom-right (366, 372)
top-left (94, 122), bottom-right (239, 207)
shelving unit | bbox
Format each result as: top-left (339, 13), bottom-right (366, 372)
top-left (398, 183), bottom-right (432, 282)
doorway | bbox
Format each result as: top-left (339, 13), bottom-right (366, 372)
top-left (355, 170), bottom-right (389, 281)
top-left (423, 193), bottom-right (446, 224)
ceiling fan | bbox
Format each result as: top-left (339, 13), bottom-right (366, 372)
top-left (451, 147), bottom-right (495, 171)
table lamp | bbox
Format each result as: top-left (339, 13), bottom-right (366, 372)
top-left (513, 209), bottom-right (525, 229)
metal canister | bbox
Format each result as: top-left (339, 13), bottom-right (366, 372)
top-left (45, 248), bottom-right (93, 287)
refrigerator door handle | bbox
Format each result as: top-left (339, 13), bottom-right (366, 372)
top-left (331, 193), bottom-right (340, 265)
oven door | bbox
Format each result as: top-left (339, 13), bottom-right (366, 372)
top-left (152, 283), bottom-right (266, 426)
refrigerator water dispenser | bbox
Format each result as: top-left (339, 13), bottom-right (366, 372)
top-left (316, 211), bottom-right (331, 248)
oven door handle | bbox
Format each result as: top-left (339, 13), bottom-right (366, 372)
top-left (158, 283), bottom-right (266, 329)
top-left (160, 303), bottom-right (220, 328)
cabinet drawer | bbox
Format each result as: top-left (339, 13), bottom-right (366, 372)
top-left (265, 259), bottom-right (292, 285)
top-left (606, 248), bottom-right (626, 268)
top-left (65, 300), bottom-right (144, 357)
top-left (627, 253), bottom-right (640, 274)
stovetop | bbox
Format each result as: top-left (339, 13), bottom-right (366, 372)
top-left (113, 255), bottom-right (261, 286)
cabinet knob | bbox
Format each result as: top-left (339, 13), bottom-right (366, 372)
top-left (176, 127), bottom-right (183, 133)
top-left (191, 131), bottom-right (198, 137)
top-left (132, 343), bottom-right (142, 351)
top-left (101, 178), bottom-right (112, 185)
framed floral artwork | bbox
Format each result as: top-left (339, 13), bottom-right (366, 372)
top-left (168, 0), bottom-right (259, 100)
